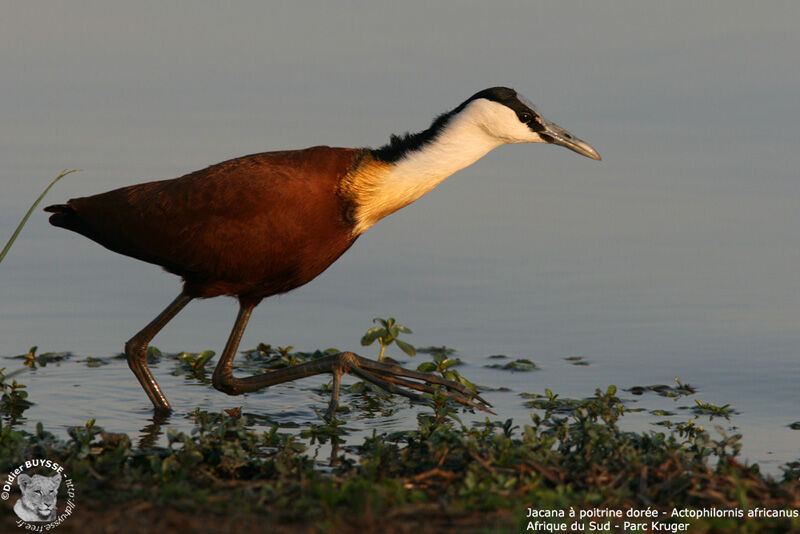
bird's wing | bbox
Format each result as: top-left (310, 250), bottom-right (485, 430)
top-left (49, 146), bottom-right (361, 283)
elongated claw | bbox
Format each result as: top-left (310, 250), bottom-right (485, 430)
top-left (358, 369), bottom-right (494, 414)
top-left (352, 355), bottom-right (492, 406)
top-left (349, 366), bottom-right (426, 403)
top-left (331, 352), bottom-right (494, 415)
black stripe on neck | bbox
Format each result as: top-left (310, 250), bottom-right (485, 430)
top-left (370, 107), bottom-right (461, 163)
top-left (370, 87), bottom-right (537, 163)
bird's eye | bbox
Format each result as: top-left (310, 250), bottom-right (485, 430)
top-left (519, 112), bottom-right (533, 123)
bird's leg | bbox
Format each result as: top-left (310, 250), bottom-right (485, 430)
top-left (324, 366), bottom-right (345, 422)
top-left (210, 303), bottom-right (492, 420)
top-left (125, 292), bottom-right (193, 412)
top-left (137, 410), bottom-right (170, 449)
top-left (211, 303), bottom-right (255, 394)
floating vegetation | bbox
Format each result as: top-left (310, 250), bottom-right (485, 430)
top-left (521, 390), bottom-right (585, 414)
top-left (652, 418), bottom-right (706, 438)
top-left (82, 356), bottom-right (110, 368)
top-left (564, 355), bottom-right (590, 366)
top-left (651, 409), bottom-right (677, 416)
top-left (146, 345), bottom-right (164, 364)
top-left (476, 384), bottom-right (512, 392)
top-left (485, 358), bottom-right (538, 372)
top-left (417, 345), bottom-right (457, 356)
top-left (691, 399), bottom-right (737, 420)
top-left (172, 350), bottom-right (215, 382)
top-left (11, 346), bottom-right (71, 369)
top-left (627, 377), bottom-right (696, 398)
top-left (521, 386), bottom-right (623, 416)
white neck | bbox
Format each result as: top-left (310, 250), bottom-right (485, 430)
top-left (390, 113), bottom-right (503, 197)
top-left (350, 107), bottom-right (505, 234)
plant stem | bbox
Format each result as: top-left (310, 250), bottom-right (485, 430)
top-left (0, 169), bottom-right (81, 264)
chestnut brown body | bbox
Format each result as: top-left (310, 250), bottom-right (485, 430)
top-left (48, 146), bottom-right (362, 306)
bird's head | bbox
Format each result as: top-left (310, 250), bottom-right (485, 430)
top-left (456, 86), bottom-right (601, 160)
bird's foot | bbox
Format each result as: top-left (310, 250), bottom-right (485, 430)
top-left (323, 351), bottom-right (493, 421)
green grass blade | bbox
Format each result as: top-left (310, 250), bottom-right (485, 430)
top-left (0, 169), bottom-right (81, 264)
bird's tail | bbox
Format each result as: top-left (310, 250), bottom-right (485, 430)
top-left (44, 203), bottom-right (72, 214)
top-left (44, 203), bottom-right (82, 232)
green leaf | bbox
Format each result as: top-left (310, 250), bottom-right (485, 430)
top-left (651, 409), bottom-right (674, 416)
top-left (396, 325), bottom-right (413, 334)
top-left (361, 326), bottom-right (386, 346)
top-left (395, 339), bottom-right (416, 357)
top-left (457, 375), bottom-right (477, 391)
top-left (195, 350), bottom-right (215, 369)
top-left (348, 381), bottom-right (367, 393)
top-left (416, 362), bottom-right (437, 373)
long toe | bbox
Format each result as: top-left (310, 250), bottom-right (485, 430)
top-left (352, 354), bottom-right (492, 406)
top-left (341, 354), bottom-right (494, 414)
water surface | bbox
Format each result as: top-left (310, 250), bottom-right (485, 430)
top-left (2, 2), bottom-right (798, 475)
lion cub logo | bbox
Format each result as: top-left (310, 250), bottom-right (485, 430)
top-left (13, 473), bottom-right (61, 522)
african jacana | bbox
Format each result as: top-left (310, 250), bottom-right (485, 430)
top-left (46, 87), bottom-right (600, 418)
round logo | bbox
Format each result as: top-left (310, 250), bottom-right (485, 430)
top-left (2, 458), bottom-right (76, 530)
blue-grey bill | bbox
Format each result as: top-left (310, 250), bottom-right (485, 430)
top-left (543, 121), bottom-right (601, 161)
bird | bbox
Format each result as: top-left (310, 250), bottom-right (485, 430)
top-left (45, 87), bottom-right (600, 418)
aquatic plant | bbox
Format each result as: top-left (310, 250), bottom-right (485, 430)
top-left (360, 317), bottom-right (416, 361)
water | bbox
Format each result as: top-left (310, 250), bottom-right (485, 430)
top-left (2, 2), bottom-right (799, 476)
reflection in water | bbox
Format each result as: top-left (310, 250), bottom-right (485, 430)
top-left (137, 410), bottom-right (171, 450)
